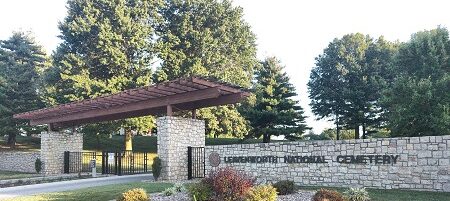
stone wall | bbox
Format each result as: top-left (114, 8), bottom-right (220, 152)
top-left (0, 151), bottom-right (40, 173)
top-left (205, 135), bottom-right (450, 192)
top-left (40, 131), bottom-right (83, 175)
top-left (157, 116), bottom-right (205, 180)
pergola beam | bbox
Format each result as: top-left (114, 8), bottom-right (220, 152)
top-left (30, 87), bottom-right (221, 125)
top-left (15, 76), bottom-right (250, 128)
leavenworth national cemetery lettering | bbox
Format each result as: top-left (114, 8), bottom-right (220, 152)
top-left (223, 155), bottom-right (400, 164)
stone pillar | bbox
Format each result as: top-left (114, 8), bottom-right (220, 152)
top-left (40, 131), bottom-right (83, 175)
top-left (157, 116), bottom-right (205, 180)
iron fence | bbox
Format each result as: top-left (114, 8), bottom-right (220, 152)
top-left (188, 146), bottom-right (205, 179)
top-left (102, 151), bottom-right (149, 175)
top-left (63, 151), bottom-right (98, 173)
top-left (64, 151), bottom-right (150, 175)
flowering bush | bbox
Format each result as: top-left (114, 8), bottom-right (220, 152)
top-left (204, 167), bottom-right (255, 201)
top-left (116, 188), bottom-right (149, 201)
top-left (245, 184), bottom-right (277, 201)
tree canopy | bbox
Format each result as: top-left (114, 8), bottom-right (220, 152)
top-left (308, 33), bottom-right (398, 139)
top-left (2, 1), bottom-right (449, 142)
top-left (241, 57), bottom-right (309, 142)
top-left (382, 27), bottom-right (450, 137)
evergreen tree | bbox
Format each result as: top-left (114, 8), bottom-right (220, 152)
top-left (43, 0), bottom-right (160, 136)
top-left (0, 32), bottom-right (47, 148)
top-left (154, 0), bottom-right (258, 138)
top-left (241, 57), bottom-right (309, 142)
top-left (382, 27), bottom-right (450, 136)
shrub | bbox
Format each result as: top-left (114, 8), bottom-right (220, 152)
top-left (187, 182), bottom-right (213, 201)
top-left (343, 187), bottom-right (370, 201)
top-left (313, 189), bottom-right (345, 201)
top-left (35, 158), bottom-right (42, 174)
top-left (204, 167), bottom-right (255, 201)
top-left (152, 157), bottom-right (162, 180)
top-left (116, 188), bottom-right (149, 201)
top-left (273, 180), bottom-right (295, 195)
top-left (173, 183), bottom-right (185, 192)
top-left (245, 185), bottom-right (277, 201)
top-left (162, 187), bottom-right (176, 196)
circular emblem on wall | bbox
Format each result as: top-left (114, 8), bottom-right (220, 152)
top-left (209, 152), bottom-right (221, 167)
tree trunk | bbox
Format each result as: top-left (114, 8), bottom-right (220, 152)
top-left (263, 134), bottom-right (270, 143)
top-left (362, 124), bottom-right (367, 139)
top-left (336, 117), bottom-right (340, 140)
top-left (96, 134), bottom-right (101, 150)
top-left (7, 133), bottom-right (16, 149)
top-left (335, 113), bottom-right (340, 140)
top-left (124, 129), bottom-right (133, 151)
top-left (354, 126), bottom-right (360, 139)
top-left (336, 126), bottom-right (340, 140)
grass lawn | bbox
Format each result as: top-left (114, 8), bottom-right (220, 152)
top-left (5, 182), bottom-right (173, 201)
top-left (0, 170), bottom-right (38, 181)
top-left (298, 186), bottom-right (450, 201)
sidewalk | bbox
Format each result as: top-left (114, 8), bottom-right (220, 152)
top-left (0, 174), bottom-right (153, 199)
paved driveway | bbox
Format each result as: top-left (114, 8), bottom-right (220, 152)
top-left (0, 174), bottom-right (153, 199)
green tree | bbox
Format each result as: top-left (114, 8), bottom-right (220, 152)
top-left (43, 0), bottom-right (160, 137)
top-left (241, 57), bottom-right (309, 143)
top-left (154, 0), bottom-right (258, 138)
top-left (308, 33), bottom-right (397, 139)
top-left (0, 76), bottom-right (9, 134)
top-left (0, 32), bottom-right (47, 147)
top-left (382, 27), bottom-right (450, 137)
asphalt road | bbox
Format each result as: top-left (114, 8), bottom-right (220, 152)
top-left (0, 174), bottom-right (153, 199)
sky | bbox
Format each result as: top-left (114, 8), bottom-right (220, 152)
top-left (1, 0), bottom-right (450, 133)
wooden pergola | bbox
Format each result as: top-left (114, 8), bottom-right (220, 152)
top-left (14, 76), bottom-right (250, 129)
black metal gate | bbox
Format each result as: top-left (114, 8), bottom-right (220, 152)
top-left (187, 146), bottom-right (205, 179)
top-left (64, 151), bottom-right (149, 176)
top-left (64, 151), bottom-right (99, 173)
top-left (101, 151), bottom-right (149, 176)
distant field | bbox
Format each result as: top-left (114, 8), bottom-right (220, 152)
top-left (1, 135), bottom-right (282, 153)
top-left (0, 136), bottom-right (41, 151)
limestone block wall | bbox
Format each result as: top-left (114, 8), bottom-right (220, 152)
top-left (40, 131), bottom-right (83, 175)
top-left (157, 116), bottom-right (205, 180)
top-left (205, 135), bottom-right (450, 192)
top-left (0, 151), bottom-right (40, 173)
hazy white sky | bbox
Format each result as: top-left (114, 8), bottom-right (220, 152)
top-left (1, 0), bottom-right (449, 133)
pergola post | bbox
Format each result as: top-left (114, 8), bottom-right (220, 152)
top-left (48, 123), bottom-right (55, 132)
top-left (166, 104), bottom-right (173, 116)
top-left (192, 109), bottom-right (196, 119)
